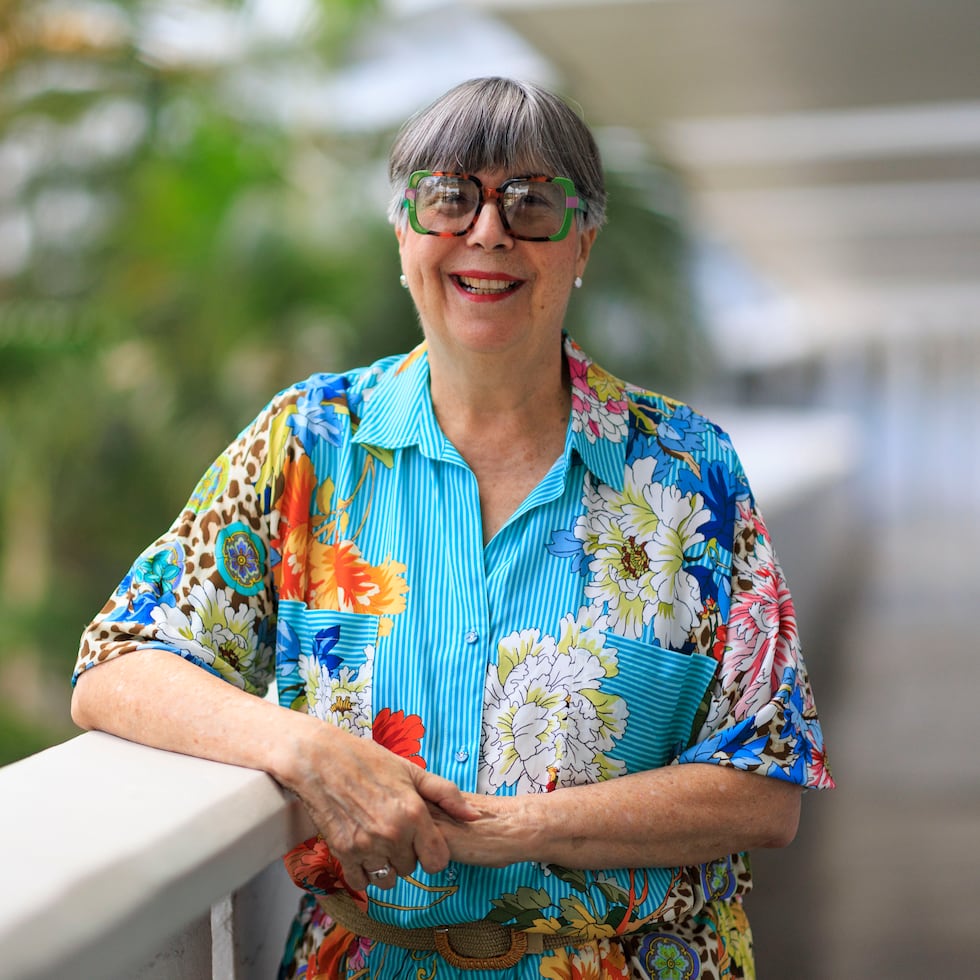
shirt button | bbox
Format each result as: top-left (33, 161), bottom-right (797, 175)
top-left (454, 747), bottom-right (470, 763)
top-left (465, 630), bottom-right (479, 645)
top-left (445, 866), bottom-right (458, 882)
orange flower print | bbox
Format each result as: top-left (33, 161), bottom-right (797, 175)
top-left (373, 708), bottom-right (427, 769)
top-left (539, 940), bottom-right (629, 980)
top-left (282, 834), bottom-right (365, 903)
top-left (308, 539), bottom-right (409, 615)
top-left (308, 923), bottom-right (371, 980)
top-left (272, 454), bottom-right (317, 600)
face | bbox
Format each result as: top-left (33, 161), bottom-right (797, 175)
top-left (395, 168), bottom-right (596, 366)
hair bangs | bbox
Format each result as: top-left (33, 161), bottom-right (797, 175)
top-left (409, 101), bottom-right (560, 179)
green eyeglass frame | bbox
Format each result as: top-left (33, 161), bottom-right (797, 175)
top-left (403, 171), bottom-right (586, 242)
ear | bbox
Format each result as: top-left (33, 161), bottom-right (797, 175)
top-left (576, 227), bottom-right (597, 279)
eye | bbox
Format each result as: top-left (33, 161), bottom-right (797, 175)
top-left (505, 182), bottom-right (561, 213)
top-left (420, 178), bottom-right (476, 216)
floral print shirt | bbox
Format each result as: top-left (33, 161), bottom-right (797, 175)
top-left (76, 336), bottom-right (834, 980)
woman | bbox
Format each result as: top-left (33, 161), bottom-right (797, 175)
top-left (73, 77), bottom-right (833, 979)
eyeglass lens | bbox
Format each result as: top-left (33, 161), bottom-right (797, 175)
top-left (413, 176), bottom-right (568, 239)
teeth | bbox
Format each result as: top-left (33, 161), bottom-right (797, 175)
top-left (456, 275), bottom-right (517, 294)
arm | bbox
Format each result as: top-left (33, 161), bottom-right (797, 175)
top-left (433, 764), bottom-right (801, 870)
top-left (71, 378), bottom-right (480, 892)
top-left (72, 649), bottom-right (478, 891)
top-left (439, 496), bottom-right (824, 875)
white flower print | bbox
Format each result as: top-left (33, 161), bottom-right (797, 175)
top-left (478, 610), bottom-right (627, 795)
top-left (647, 484), bottom-right (712, 648)
top-left (299, 645), bottom-right (374, 735)
top-left (150, 580), bottom-right (271, 689)
top-left (578, 458), bottom-right (709, 644)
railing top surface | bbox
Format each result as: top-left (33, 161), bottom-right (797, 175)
top-left (0, 730), bottom-right (312, 979)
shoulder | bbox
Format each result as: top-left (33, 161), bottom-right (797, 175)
top-left (221, 351), bottom-right (416, 477)
top-left (567, 336), bottom-right (742, 476)
top-left (564, 335), bottom-right (753, 508)
top-left (251, 351), bottom-right (413, 426)
top-left (625, 384), bottom-right (743, 475)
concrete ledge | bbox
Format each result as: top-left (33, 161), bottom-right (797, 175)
top-left (0, 731), bottom-right (314, 980)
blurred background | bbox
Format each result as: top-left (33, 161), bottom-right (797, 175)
top-left (1, 1), bottom-right (977, 976)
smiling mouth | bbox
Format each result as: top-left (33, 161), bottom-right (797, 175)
top-left (452, 275), bottom-right (522, 296)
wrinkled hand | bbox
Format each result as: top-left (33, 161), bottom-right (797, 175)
top-left (288, 724), bottom-right (480, 891)
top-left (429, 792), bottom-right (529, 869)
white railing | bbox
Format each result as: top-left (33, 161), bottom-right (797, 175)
top-left (0, 409), bottom-right (861, 980)
top-left (0, 730), bottom-right (314, 980)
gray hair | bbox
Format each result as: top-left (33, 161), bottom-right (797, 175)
top-left (387, 77), bottom-right (606, 231)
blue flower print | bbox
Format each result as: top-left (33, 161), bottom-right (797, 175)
top-left (656, 404), bottom-right (709, 455)
top-left (677, 716), bottom-right (769, 771)
top-left (313, 626), bottom-right (344, 677)
top-left (771, 666), bottom-right (818, 782)
top-left (638, 933), bottom-right (700, 979)
top-left (133, 546), bottom-right (183, 594)
top-left (676, 461), bottom-right (740, 543)
top-left (276, 618), bottom-right (305, 710)
top-left (216, 522), bottom-right (266, 595)
top-left (546, 528), bottom-right (588, 574)
top-left (700, 854), bottom-right (737, 902)
top-left (288, 378), bottom-right (348, 456)
top-left (104, 545), bottom-right (183, 624)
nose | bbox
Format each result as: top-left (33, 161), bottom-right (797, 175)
top-left (465, 197), bottom-right (514, 250)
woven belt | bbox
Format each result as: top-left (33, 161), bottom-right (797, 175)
top-left (317, 893), bottom-right (591, 970)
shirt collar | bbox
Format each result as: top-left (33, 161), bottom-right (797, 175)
top-left (351, 343), bottom-right (445, 457)
top-left (563, 335), bottom-right (628, 492)
top-left (352, 337), bottom-right (628, 491)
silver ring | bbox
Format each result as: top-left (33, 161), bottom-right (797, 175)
top-left (367, 864), bottom-right (392, 880)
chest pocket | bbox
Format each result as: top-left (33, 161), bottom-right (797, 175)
top-left (277, 602), bottom-right (380, 726)
top-left (601, 632), bottom-right (717, 774)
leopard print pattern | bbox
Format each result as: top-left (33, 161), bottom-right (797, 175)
top-left (74, 388), bottom-right (297, 694)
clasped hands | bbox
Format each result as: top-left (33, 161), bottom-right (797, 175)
top-left (293, 725), bottom-right (518, 892)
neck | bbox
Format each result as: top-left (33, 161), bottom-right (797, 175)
top-left (426, 335), bottom-right (569, 435)
top-left (425, 339), bottom-right (572, 544)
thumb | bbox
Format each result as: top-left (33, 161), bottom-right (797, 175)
top-left (414, 769), bottom-right (482, 821)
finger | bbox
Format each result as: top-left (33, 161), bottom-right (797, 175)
top-left (340, 858), bottom-right (398, 892)
top-left (362, 860), bottom-right (399, 890)
top-left (414, 770), bottom-right (482, 821)
top-left (353, 796), bottom-right (426, 877)
top-left (410, 813), bottom-right (452, 874)
top-left (388, 849), bottom-right (419, 879)
top-left (341, 859), bottom-right (370, 892)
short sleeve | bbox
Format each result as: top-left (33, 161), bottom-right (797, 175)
top-left (677, 498), bottom-right (835, 790)
top-left (73, 387), bottom-right (301, 696)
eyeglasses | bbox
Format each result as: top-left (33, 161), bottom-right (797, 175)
top-left (403, 171), bottom-right (586, 242)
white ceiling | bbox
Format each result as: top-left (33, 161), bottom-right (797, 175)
top-left (475, 0), bottom-right (980, 338)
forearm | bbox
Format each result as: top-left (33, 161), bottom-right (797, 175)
top-left (71, 649), bottom-right (478, 887)
top-left (71, 649), bottom-right (324, 788)
top-left (437, 764), bottom-right (802, 870)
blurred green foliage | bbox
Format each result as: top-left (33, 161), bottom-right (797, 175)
top-left (0, 0), bottom-right (706, 764)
